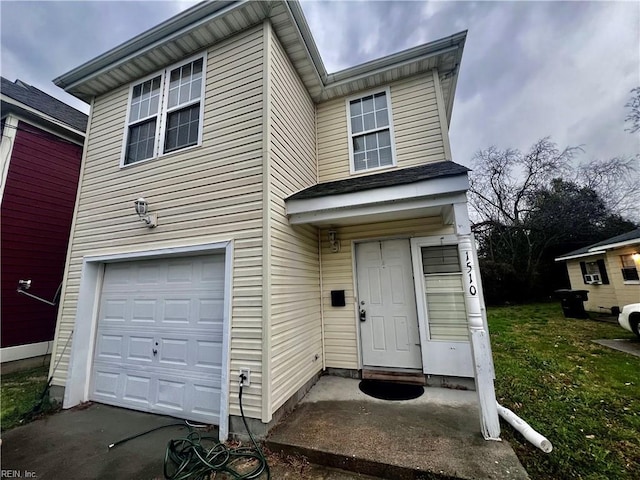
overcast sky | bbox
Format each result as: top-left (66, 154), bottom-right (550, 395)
top-left (1, 0), bottom-right (638, 167)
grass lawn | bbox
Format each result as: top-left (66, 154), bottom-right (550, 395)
top-left (489, 302), bottom-right (640, 480)
top-left (1, 365), bottom-right (58, 431)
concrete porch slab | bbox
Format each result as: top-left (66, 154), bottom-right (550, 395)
top-left (267, 376), bottom-right (529, 480)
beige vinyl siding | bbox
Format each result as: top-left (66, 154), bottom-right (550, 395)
top-left (317, 73), bottom-right (446, 182)
top-left (268, 28), bottom-right (322, 415)
top-left (611, 246), bottom-right (640, 307)
top-left (567, 256), bottom-right (617, 313)
top-left (320, 217), bottom-right (454, 369)
top-left (50, 26), bottom-right (265, 419)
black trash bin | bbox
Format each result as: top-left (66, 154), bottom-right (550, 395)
top-left (554, 289), bottom-right (589, 319)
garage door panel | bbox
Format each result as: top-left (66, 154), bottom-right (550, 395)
top-left (128, 336), bottom-right (155, 362)
top-left (123, 374), bottom-right (152, 404)
top-left (96, 334), bottom-right (124, 360)
top-left (93, 371), bottom-right (120, 399)
top-left (91, 254), bottom-right (225, 425)
top-left (132, 299), bottom-right (158, 323)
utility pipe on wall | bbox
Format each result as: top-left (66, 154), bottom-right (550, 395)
top-left (497, 403), bottom-right (553, 453)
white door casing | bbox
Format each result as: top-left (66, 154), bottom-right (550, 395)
top-left (90, 255), bottom-right (224, 425)
top-left (356, 239), bottom-right (422, 369)
top-left (411, 235), bottom-right (474, 377)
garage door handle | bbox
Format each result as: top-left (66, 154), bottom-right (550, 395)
top-left (152, 349), bottom-right (158, 356)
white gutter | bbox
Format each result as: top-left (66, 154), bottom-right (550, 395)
top-left (555, 250), bottom-right (607, 262)
top-left (497, 403), bottom-right (553, 453)
top-left (591, 238), bottom-right (640, 252)
top-left (54, 0), bottom-right (247, 90)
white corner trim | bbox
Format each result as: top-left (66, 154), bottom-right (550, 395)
top-left (0, 341), bottom-right (54, 363)
top-left (0, 114), bottom-right (19, 201)
top-left (432, 69), bottom-right (452, 161)
top-left (63, 240), bottom-right (233, 442)
top-left (218, 240), bottom-right (234, 441)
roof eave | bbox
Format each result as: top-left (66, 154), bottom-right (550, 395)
top-left (53, 0), bottom-right (250, 92)
top-left (53, 0), bottom-right (466, 110)
top-left (554, 250), bottom-right (607, 262)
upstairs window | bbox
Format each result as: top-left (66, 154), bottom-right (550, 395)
top-left (123, 55), bottom-right (205, 166)
top-left (347, 88), bottom-right (396, 173)
top-left (620, 254), bottom-right (640, 282)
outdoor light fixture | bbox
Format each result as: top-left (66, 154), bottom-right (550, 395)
top-left (134, 197), bottom-right (157, 228)
top-left (328, 230), bottom-right (340, 253)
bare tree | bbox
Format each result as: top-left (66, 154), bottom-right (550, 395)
top-left (625, 87), bottom-right (640, 133)
top-left (468, 137), bottom-right (579, 226)
top-left (576, 156), bottom-right (640, 222)
top-left (469, 137), bottom-right (637, 303)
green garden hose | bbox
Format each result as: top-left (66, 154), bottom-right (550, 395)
top-left (109, 374), bottom-right (270, 479)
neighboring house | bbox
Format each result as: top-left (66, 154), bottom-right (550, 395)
top-left (555, 229), bottom-right (640, 313)
top-left (49, 0), bottom-right (500, 441)
top-left (1, 77), bottom-right (86, 366)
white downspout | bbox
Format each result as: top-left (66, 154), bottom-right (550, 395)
top-left (497, 403), bottom-right (553, 453)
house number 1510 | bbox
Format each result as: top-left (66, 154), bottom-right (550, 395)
top-left (466, 251), bottom-right (477, 296)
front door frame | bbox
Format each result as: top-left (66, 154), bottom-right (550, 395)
top-left (353, 236), bottom-right (423, 371)
top-left (410, 234), bottom-right (474, 377)
top-left (62, 240), bottom-right (234, 441)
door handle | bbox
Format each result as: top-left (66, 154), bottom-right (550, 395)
top-left (359, 308), bottom-right (366, 322)
top-left (152, 348), bottom-right (158, 356)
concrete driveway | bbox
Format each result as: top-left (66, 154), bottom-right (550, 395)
top-left (593, 338), bottom-right (640, 358)
top-left (0, 403), bottom-right (378, 480)
top-left (1, 403), bottom-right (189, 480)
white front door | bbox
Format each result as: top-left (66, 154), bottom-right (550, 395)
top-left (356, 239), bottom-right (422, 369)
top-left (90, 255), bottom-right (225, 425)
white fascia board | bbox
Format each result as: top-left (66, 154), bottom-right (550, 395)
top-left (289, 191), bottom-right (467, 225)
top-left (589, 239), bottom-right (640, 252)
top-left (287, 174), bottom-right (469, 216)
top-left (55, 1), bottom-right (249, 92)
top-left (554, 250), bottom-right (607, 262)
top-left (1, 95), bottom-right (86, 140)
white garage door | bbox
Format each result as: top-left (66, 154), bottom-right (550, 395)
top-left (90, 254), bottom-right (225, 424)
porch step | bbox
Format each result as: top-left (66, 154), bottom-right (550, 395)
top-left (266, 376), bottom-right (529, 480)
top-left (361, 369), bottom-right (426, 385)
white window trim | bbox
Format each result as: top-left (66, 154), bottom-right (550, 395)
top-left (119, 52), bottom-right (207, 169)
top-left (620, 253), bottom-right (640, 284)
top-left (346, 86), bottom-right (398, 175)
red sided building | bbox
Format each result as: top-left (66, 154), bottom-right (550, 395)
top-left (1, 78), bottom-right (87, 365)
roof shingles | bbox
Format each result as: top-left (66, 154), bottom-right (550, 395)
top-left (1, 77), bottom-right (88, 132)
top-left (288, 161), bottom-right (469, 201)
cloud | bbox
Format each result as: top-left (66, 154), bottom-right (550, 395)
top-left (1, 0), bottom-right (638, 174)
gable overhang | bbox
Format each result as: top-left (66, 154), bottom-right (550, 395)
top-left (53, 0), bottom-right (466, 119)
top-left (286, 173), bottom-right (469, 227)
top-left (554, 250), bottom-right (607, 262)
top-left (1, 95), bottom-right (86, 143)
top-left (555, 238), bottom-right (640, 262)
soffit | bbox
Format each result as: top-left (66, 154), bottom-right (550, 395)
top-left (54, 0), bottom-right (465, 119)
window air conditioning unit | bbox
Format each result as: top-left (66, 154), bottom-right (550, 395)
top-left (584, 274), bottom-right (602, 284)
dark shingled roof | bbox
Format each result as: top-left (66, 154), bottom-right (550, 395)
top-left (288, 161), bottom-right (469, 201)
top-left (1, 77), bottom-right (88, 132)
top-left (558, 228), bottom-right (640, 258)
